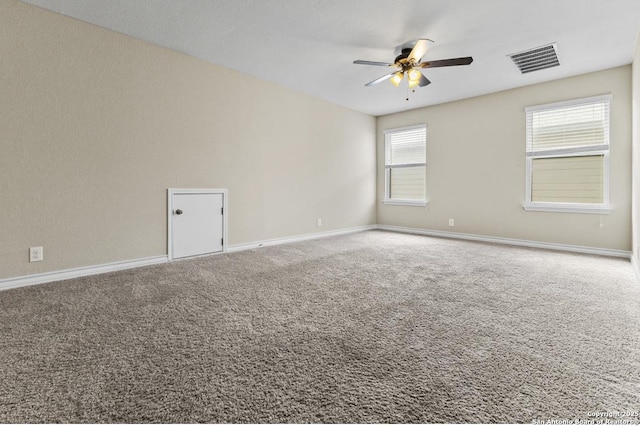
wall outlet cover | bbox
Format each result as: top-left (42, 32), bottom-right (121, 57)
top-left (29, 246), bottom-right (43, 262)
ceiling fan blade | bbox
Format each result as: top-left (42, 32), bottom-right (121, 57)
top-left (419, 73), bottom-right (431, 87)
top-left (353, 60), bottom-right (395, 67)
top-left (420, 57), bottom-right (474, 68)
top-left (408, 39), bottom-right (433, 62)
top-left (365, 71), bottom-right (397, 86)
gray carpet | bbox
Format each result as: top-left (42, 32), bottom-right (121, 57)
top-left (1, 230), bottom-right (639, 423)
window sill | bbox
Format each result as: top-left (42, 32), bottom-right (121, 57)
top-left (523, 203), bottom-right (610, 214)
top-left (383, 200), bottom-right (428, 207)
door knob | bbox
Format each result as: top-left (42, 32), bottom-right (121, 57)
top-left (175, 209), bottom-right (183, 215)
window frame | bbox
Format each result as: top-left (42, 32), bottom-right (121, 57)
top-left (523, 94), bottom-right (612, 214)
top-left (383, 124), bottom-right (427, 206)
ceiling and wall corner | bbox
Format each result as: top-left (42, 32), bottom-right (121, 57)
top-left (19, 0), bottom-right (640, 116)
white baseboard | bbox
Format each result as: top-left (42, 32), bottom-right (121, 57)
top-left (226, 225), bottom-right (378, 253)
top-left (0, 226), bottom-right (376, 291)
top-left (0, 255), bottom-right (168, 292)
top-left (631, 255), bottom-right (640, 284)
top-left (1, 223), bottom-right (632, 292)
top-left (376, 224), bottom-right (632, 259)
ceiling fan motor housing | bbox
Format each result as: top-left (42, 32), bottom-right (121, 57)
top-left (394, 48), bottom-right (414, 65)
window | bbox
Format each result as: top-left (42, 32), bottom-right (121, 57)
top-left (384, 124), bottom-right (427, 205)
top-left (524, 95), bottom-right (611, 214)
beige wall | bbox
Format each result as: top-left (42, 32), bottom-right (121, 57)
top-left (377, 66), bottom-right (632, 251)
top-left (0, 0), bottom-right (376, 280)
top-left (632, 33), bottom-right (640, 263)
top-left (1, 0), bottom-right (633, 282)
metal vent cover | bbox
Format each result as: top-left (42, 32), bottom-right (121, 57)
top-left (508, 43), bottom-right (559, 74)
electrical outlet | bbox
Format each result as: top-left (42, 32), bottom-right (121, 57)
top-left (448, 219), bottom-right (454, 227)
top-left (317, 218), bottom-right (322, 227)
top-left (29, 246), bottom-right (43, 262)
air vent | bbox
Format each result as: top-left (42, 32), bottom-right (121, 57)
top-left (508, 43), bottom-right (559, 74)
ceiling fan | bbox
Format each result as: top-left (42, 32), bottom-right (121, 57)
top-left (353, 39), bottom-right (473, 88)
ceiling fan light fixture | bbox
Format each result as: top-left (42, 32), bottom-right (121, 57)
top-left (408, 68), bottom-right (421, 81)
top-left (354, 39), bottom-right (473, 90)
top-left (407, 68), bottom-right (422, 88)
top-left (390, 71), bottom-right (404, 87)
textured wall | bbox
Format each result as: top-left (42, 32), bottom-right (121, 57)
top-left (377, 66), bottom-right (632, 251)
top-left (0, 0), bottom-right (376, 279)
top-left (632, 35), bottom-right (640, 262)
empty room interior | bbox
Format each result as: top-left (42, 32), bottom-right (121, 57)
top-left (1, 0), bottom-right (640, 423)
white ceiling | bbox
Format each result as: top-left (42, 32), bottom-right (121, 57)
top-left (21, 0), bottom-right (640, 116)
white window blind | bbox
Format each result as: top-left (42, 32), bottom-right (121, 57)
top-left (384, 125), bottom-right (426, 203)
top-left (524, 95), bottom-right (611, 212)
top-left (527, 97), bottom-right (610, 153)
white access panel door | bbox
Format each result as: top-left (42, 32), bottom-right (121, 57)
top-left (170, 191), bottom-right (225, 259)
